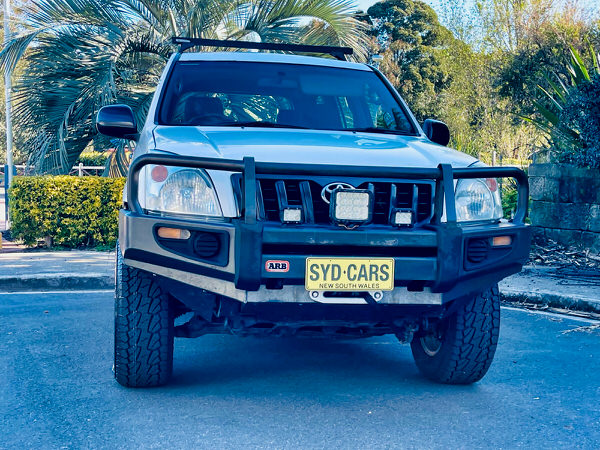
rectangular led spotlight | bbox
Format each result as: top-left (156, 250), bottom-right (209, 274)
top-left (282, 207), bottom-right (302, 224)
top-left (331, 189), bottom-right (373, 224)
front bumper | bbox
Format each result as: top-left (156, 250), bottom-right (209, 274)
top-left (120, 154), bottom-right (531, 306)
top-left (120, 211), bottom-right (530, 304)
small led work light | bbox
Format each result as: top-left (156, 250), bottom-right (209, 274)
top-left (282, 207), bottom-right (302, 224)
top-left (391, 209), bottom-right (414, 227)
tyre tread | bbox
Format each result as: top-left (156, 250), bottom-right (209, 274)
top-left (114, 245), bottom-right (173, 387)
top-left (411, 286), bottom-right (500, 384)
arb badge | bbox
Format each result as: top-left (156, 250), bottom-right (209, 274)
top-left (265, 260), bottom-right (290, 273)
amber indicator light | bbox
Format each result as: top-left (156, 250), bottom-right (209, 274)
top-left (157, 227), bottom-right (190, 240)
top-left (492, 236), bottom-right (512, 247)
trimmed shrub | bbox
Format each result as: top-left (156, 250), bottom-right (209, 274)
top-left (76, 151), bottom-right (110, 167)
top-left (502, 186), bottom-right (518, 219)
top-left (9, 176), bottom-right (125, 247)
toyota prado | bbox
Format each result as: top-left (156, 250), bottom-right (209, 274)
top-left (96, 38), bottom-right (531, 387)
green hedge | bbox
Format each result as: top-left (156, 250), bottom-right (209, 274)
top-left (502, 186), bottom-right (518, 219)
top-left (9, 176), bottom-right (125, 247)
top-left (76, 151), bottom-right (110, 166)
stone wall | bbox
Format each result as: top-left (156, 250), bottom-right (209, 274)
top-left (529, 164), bottom-right (600, 254)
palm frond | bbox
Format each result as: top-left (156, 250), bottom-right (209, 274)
top-left (535, 85), bottom-right (563, 113)
top-left (103, 140), bottom-right (133, 177)
top-left (2, 0), bottom-right (367, 175)
top-left (568, 45), bottom-right (590, 84)
top-left (542, 74), bottom-right (567, 104)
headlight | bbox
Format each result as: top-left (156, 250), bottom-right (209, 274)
top-left (455, 178), bottom-right (502, 222)
top-left (141, 165), bottom-right (222, 217)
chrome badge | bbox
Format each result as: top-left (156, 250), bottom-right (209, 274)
top-left (321, 182), bottom-right (355, 204)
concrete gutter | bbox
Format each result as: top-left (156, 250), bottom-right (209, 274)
top-left (0, 251), bottom-right (114, 292)
top-left (0, 273), bottom-right (114, 291)
top-left (500, 289), bottom-right (600, 314)
top-left (499, 265), bottom-right (600, 314)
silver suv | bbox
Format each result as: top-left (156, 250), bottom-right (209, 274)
top-left (97, 38), bottom-right (531, 387)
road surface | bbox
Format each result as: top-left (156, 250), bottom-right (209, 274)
top-left (1, 290), bottom-right (599, 448)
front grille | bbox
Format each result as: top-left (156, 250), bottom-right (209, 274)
top-left (233, 175), bottom-right (434, 227)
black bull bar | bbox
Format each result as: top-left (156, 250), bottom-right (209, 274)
top-left (126, 154), bottom-right (529, 293)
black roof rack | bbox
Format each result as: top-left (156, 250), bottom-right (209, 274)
top-left (171, 37), bottom-right (353, 61)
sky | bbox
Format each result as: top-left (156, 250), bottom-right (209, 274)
top-left (356, 0), bottom-right (377, 11)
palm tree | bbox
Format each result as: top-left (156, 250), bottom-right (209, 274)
top-left (1, 0), bottom-right (367, 175)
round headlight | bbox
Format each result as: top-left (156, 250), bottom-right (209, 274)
top-left (455, 179), bottom-right (502, 222)
top-left (157, 169), bottom-right (222, 216)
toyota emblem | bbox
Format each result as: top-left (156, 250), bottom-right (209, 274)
top-left (321, 182), bottom-right (355, 204)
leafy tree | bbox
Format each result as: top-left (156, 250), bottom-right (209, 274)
top-left (0, 0), bottom-right (367, 175)
top-left (476, 0), bottom-right (556, 52)
top-left (434, 0), bottom-right (599, 164)
top-left (492, 8), bottom-right (600, 117)
top-left (367, 0), bottom-right (453, 120)
top-left (433, 36), bottom-right (538, 162)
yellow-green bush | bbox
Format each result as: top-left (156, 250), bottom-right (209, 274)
top-left (76, 151), bottom-right (110, 167)
top-left (9, 176), bottom-right (125, 247)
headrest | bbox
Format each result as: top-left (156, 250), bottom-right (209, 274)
top-left (185, 96), bottom-right (224, 118)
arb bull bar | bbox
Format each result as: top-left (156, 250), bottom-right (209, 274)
top-left (124, 154), bottom-right (530, 302)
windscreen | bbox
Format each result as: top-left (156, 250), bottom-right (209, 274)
top-left (158, 61), bottom-right (416, 134)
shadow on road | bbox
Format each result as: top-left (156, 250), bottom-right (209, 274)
top-left (167, 335), bottom-right (474, 394)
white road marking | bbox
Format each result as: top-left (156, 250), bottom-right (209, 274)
top-left (0, 289), bottom-right (113, 295)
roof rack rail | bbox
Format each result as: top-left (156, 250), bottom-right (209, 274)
top-left (171, 37), bottom-right (353, 61)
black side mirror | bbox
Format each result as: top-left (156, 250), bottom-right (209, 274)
top-left (96, 104), bottom-right (138, 140)
top-left (423, 119), bottom-right (450, 146)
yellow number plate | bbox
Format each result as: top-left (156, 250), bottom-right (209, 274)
top-left (305, 258), bottom-right (395, 291)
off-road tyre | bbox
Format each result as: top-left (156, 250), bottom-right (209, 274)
top-left (114, 243), bottom-right (174, 387)
top-left (410, 286), bottom-right (500, 385)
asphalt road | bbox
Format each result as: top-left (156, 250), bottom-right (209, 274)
top-left (1, 290), bottom-right (599, 449)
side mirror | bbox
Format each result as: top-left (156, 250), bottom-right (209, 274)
top-left (96, 104), bottom-right (138, 139)
top-left (423, 119), bottom-right (450, 146)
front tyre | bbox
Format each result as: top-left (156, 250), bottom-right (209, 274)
top-left (114, 243), bottom-right (174, 387)
top-left (410, 286), bottom-right (500, 384)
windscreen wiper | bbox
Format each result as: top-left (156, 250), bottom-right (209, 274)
top-left (343, 127), bottom-right (414, 135)
top-left (229, 121), bottom-right (309, 129)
